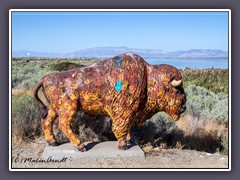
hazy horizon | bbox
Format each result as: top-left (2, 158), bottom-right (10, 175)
top-left (13, 46), bottom-right (229, 54)
top-left (12, 46), bottom-right (228, 59)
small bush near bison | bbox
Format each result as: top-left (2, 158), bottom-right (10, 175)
top-left (11, 57), bottom-right (229, 168)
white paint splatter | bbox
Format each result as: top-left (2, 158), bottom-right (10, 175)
top-left (125, 52), bottom-right (134, 56)
top-left (125, 52), bottom-right (137, 62)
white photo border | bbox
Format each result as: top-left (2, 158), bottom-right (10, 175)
top-left (9, 9), bottom-right (231, 171)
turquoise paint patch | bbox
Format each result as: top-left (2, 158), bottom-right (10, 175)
top-left (115, 57), bottom-right (123, 67)
top-left (114, 79), bottom-right (123, 92)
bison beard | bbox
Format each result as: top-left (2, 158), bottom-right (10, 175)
top-left (34, 53), bottom-right (186, 151)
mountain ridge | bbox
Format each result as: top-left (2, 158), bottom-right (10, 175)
top-left (12, 47), bottom-right (228, 58)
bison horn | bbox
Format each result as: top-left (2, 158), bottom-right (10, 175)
top-left (171, 79), bottom-right (182, 87)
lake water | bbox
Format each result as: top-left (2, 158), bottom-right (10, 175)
top-left (145, 58), bottom-right (228, 69)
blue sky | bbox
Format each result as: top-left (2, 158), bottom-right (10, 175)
top-left (11, 11), bottom-right (229, 53)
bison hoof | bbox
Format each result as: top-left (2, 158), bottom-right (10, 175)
top-left (48, 141), bottom-right (59, 146)
top-left (126, 138), bottom-right (135, 146)
top-left (118, 142), bottom-right (128, 150)
top-left (77, 144), bottom-right (87, 152)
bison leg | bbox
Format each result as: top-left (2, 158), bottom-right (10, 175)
top-left (126, 130), bottom-right (134, 146)
top-left (41, 107), bottom-right (58, 146)
top-left (112, 120), bottom-right (130, 150)
top-left (126, 128), bottom-right (131, 142)
top-left (58, 103), bottom-right (86, 152)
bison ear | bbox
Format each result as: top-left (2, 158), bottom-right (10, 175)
top-left (171, 79), bottom-right (182, 87)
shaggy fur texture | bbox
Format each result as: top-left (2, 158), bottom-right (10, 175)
top-left (34, 53), bottom-right (186, 151)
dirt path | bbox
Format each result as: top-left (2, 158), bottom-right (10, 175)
top-left (11, 141), bottom-right (228, 169)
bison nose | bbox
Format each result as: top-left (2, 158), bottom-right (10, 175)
top-left (182, 104), bottom-right (186, 110)
top-left (178, 104), bottom-right (186, 114)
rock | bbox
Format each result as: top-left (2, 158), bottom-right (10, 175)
top-left (43, 141), bottom-right (145, 160)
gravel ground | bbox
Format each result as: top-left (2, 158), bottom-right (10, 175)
top-left (11, 141), bottom-right (228, 169)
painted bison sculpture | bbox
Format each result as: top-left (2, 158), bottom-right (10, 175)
top-left (34, 53), bottom-right (186, 151)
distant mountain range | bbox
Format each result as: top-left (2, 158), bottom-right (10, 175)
top-left (12, 47), bottom-right (228, 58)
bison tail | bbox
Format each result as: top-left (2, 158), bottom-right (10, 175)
top-left (33, 78), bottom-right (48, 119)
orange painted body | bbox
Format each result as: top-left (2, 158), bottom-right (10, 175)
top-left (34, 53), bottom-right (186, 151)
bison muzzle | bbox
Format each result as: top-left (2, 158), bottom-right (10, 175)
top-left (34, 53), bottom-right (186, 151)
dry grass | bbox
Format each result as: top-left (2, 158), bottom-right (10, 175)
top-left (12, 88), bottom-right (33, 98)
top-left (130, 111), bottom-right (228, 154)
top-left (175, 114), bottom-right (227, 153)
top-left (177, 115), bottom-right (226, 137)
top-left (12, 93), bottom-right (42, 146)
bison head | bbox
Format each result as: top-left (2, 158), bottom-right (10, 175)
top-left (147, 64), bottom-right (187, 121)
top-left (164, 78), bottom-right (187, 121)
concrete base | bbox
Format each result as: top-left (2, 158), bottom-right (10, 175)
top-left (43, 141), bottom-right (145, 160)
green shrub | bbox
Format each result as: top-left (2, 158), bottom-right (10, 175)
top-left (54, 112), bottom-right (116, 144)
top-left (221, 134), bottom-right (228, 155)
top-left (50, 62), bottom-right (85, 72)
top-left (12, 94), bottom-right (42, 142)
top-left (181, 68), bottom-right (228, 94)
top-left (131, 112), bottom-right (181, 148)
top-left (185, 85), bottom-right (228, 125)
